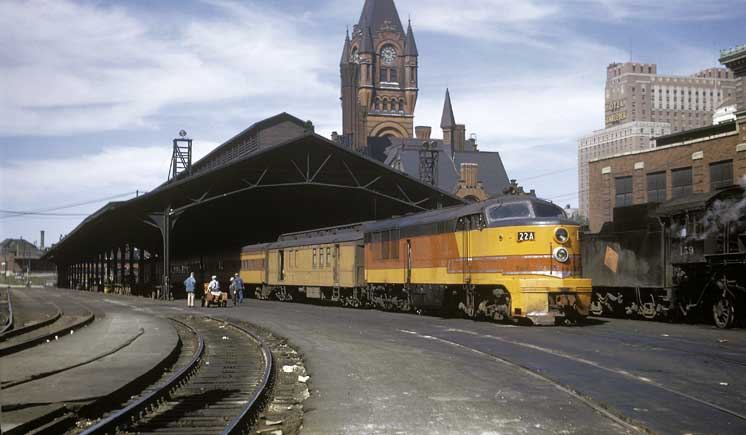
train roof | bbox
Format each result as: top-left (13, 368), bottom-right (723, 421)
top-left (654, 186), bottom-right (745, 216)
top-left (363, 195), bottom-right (574, 232)
top-left (242, 223), bottom-right (366, 252)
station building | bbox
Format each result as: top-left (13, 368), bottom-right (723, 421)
top-left (44, 113), bottom-right (464, 295)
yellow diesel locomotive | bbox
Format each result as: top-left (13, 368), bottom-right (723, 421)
top-left (241, 196), bottom-right (591, 325)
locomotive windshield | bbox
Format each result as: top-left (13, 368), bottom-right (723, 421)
top-left (486, 200), bottom-right (566, 223)
top-left (486, 202), bottom-right (531, 221)
top-left (533, 202), bottom-right (566, 218)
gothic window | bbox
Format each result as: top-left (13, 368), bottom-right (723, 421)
top-left (375, 98), bottom-right (381, 111)
top-left (390, 68), bottom-right (398, 82)
top-left (383, 99), bottom-right (388, 112)
top-left (399, 99), bottom-right (405, 112)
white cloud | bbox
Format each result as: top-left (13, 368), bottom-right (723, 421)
top-left (0, 140), bottom-right (220, 242)
top-left (0, 0), bottom-right (337, 136)
top-left (571, 0), bottom-right (743, 22)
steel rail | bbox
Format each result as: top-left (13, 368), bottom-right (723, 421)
top-left (0, 300), bottom-right (62, 342)
top-left (80, 318), bottom-right (205, 435)
top-left (0, 288), bottom-right (13, 334)
top-left (0, 308), bottom-right (94, 357)
top-left (218, 319), bottom-right (274, 435)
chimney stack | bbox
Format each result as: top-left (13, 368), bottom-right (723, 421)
top-left (415, 126), bottom-right (432, 140)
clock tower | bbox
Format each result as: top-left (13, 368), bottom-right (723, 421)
top-left (340, 0), bottom-right (419, 151)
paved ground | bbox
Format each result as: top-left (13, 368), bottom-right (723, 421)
top-left (82, 291), bottom-right (745, 435)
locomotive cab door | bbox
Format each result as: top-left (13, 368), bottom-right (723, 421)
top-left (456, 216), bottom-right (473, 284)
top-left (406, 239), bottom-right (412, 285)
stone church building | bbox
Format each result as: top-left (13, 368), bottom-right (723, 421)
top-left (336, 0), bottom-right (510, 201)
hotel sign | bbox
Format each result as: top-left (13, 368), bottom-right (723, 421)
top-left (605, 100), bottom-right (626, 125)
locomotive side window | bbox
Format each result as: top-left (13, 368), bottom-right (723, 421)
top-left (487, 202), bottom-right (531, 222)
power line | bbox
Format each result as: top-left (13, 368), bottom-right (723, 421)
top-left (0, 210), bottom-right (92, 217)
top-left (0, 191), bottom-right (138, 220)
top-left (519, 167), bottom-right (577, 182)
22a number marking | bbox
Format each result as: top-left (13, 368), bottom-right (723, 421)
top-left (517, 232), bottom-right (535, 242)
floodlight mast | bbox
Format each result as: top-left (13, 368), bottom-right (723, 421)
top-left (170, 130), bottom-right (193, 180)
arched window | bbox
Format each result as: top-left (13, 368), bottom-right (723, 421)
top-left (374, 98), bottom-right (381, 111)
top-left (383, 99), bottom-right (388, 112)
top-left (399, 99), bottom-right (405, 112)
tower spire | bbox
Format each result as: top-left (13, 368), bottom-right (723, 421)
top-left (360, 26), bottom-right (374, 53)
top-left (340, 28), bottom-right (351, 65)
top-left (441, 88), bottom-right (456, 129)
top-left (404, 19), bottom-right (418, 56)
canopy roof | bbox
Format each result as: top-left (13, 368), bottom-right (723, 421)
top-left (45, 125), bottom-right (463, 264)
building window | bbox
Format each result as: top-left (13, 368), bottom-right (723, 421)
top-left (710, 160), bottom-right (733, 190)
top-left (615, 176), bottom-right (634, 207)
top-left (671, 167), bottom-right (693, 199)
top-left (326, 247), bottom-right (331, 268)
top-left (312, 249), bottom-right (317, 268)
top-left (647, 172), bottom-right (666, 203)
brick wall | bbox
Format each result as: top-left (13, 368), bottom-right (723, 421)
top-left (588, 121), bottom-right (746, 232)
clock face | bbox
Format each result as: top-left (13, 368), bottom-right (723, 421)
top-left (381, 46), bottom-right (397, 65)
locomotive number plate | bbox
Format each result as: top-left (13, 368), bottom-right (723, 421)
top-left (517, 232), bottom-right (535, 242)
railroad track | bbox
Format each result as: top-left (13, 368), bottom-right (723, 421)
top-left (0, 292), bottom-right (94, 357)
top-left (0, 287), bottom-right (12, 334)
top-left (80, 316), bottom-right (273, 435)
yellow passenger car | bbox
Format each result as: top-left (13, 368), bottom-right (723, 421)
top-left (244, 224), bottom-right (366, 305)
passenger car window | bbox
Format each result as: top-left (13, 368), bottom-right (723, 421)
top-left (487, 202), bottom-right (531, 222)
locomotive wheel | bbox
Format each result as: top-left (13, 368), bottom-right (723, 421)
top-left (713, 295), bottom-right (735, 329)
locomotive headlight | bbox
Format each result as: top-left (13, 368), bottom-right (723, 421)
top-left (554, 228), bottom-right (569, 244)
top-left (553, 247), bottom-right (570, 263)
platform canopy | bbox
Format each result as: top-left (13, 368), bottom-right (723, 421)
top-left (45, 114), bottom-right (464, 265)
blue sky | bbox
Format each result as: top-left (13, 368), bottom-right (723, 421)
top-left (1, 0), bottom-right (744, 245)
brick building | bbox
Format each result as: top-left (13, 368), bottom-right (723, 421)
top-left (588, 119), bottom-right (746, 232)
top-left (578, 59), bottom-right (737, 218)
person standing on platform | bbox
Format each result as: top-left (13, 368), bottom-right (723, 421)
top-left (234, 273), bottom-right (244, 304)
top-left (184, 272), bottom-right (196, 307)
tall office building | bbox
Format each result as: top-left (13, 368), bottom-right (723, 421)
top-left (578, 62), bottom-right (736, 218)
top-left (605, 62), bottom-right (736, 132)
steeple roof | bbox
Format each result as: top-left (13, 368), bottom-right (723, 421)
top-left (357, 0), bottom-right (404, 34)
top-left (441, 89), bottom-right (456, 129)
top-left (360, 26), bottom-right (374, 53)
top-left (340, 29), bottom-right (351, 65)
top-left (404, 20), bottom-right (418, 56)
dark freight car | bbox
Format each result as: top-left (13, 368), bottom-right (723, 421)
top-left (583, 187), bottom-right (746, 328)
